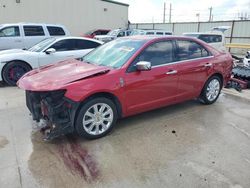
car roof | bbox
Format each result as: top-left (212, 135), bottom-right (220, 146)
top-left (53, 36), bottom-right (103, 44)
top-left (0, 23), bottom-right (66, 27)
top-left (124, 35), bottom-right (194, 41)
top-left (183, 32), bottom-right (223, 36)
top-left (122, 35), bottom-right (213, 47)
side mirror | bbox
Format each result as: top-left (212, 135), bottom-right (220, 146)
top-left (136, 61), bottom-right (152, 71)
top-left (45, 48), bottom-right (56, 54)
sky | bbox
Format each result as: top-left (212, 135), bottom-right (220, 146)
top-left (119, 0), bottom-right (250, 23)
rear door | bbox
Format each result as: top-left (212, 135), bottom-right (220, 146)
top-left (175, 39), bottom-right (214, 101)
top-left (124, 40), bottom-right (179, 115)
top-left (46, 26), bottom-right (66, 36)
top-left (23, 25), bottom-right (47, 49)
top-left (0, 25), bottom-right (24, 50)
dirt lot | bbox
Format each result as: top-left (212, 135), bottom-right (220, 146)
top-left (0, 87), bottom-right (250, 188)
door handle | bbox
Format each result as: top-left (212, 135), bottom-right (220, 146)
top-left (14, 40), bottom-right (22, 42)
top-left (166, 70), bottom-right (178, 75)
top-left (204, 63), bottom-right (212, 67)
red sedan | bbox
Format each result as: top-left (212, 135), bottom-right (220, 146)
top-left (18, 36), bottom-right (233, 140)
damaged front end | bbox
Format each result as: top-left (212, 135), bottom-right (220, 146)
top-left (26, 90), bottom-right (79, 140)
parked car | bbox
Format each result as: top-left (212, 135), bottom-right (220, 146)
top-left (131, 29), bottom-right (173, 36)
top-left (18, 36), bottom-right (233, 140)
top-left (0, 23), bottom-right (70, 51)
top-left (0, 37), bottom-right (102, 85)
top-left (94, 29), bottom-right (131, 42)
top-left (183, 32), bottom-right (226, 52)
top-left (183, 27), bottom-right (230, 52)
top-left (83, 29), bottom-right (110, 38)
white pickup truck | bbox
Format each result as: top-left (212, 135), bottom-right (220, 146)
top-left (0, 23), bottom-right (70, 50)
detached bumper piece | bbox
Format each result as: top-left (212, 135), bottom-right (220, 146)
top-left (26, 90), bottom-right (79, 140)
top-left (230, 66), bottom-right (250, 91)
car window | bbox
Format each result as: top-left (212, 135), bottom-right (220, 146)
top-left (47, 26), bottom-right (65, 36)
top-left (0, 26), bottom-right (20, 37)
top-left (146, 32), bottom-right (154, 35)
top-left (101, 30), bottom-right (109, 35)
top-left (198, 35), bottom-right (222, 43)
top-left (126, 31), bottom-right (131, 36)
top-left (156, 32), bottom-right (163, 35)
top-left (128, 41), bottom-right (174, 72)
top-left (49, 39), bottom-right (76, 51)
top-left (165, 32), bottom-right (172, 35)
top-left (24, 26), bottom-right (45, 36)
top-left (94, 31), bottom-right (101, 35)
top-left (176, 40), bottom-right (210, 61)
top-left (117, 32), bottom-right (125, 37)
top-left (76, 39), bottom-right (101, 50)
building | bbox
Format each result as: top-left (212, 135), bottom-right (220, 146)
top-left (0, 0), bottom-right (129, 35)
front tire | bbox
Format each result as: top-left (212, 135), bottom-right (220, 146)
top-left (200, 76), bottom-right (222, 105)
top-left (2, 61), bottom-right (31, 86)
top-left (75, 97), bottom-right (118, 139)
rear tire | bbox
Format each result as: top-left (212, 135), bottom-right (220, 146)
top-left (75, 97), bottom-right (118, 139)
top-left (2, 61), bottom-right (31, 86)
top-left (200, 75), bottom-right (222, 105)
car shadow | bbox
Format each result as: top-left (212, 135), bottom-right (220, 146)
top-left (114, 100), bottom-right (201, 131)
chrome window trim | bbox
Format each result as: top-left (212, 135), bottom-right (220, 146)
top-left (152, 55), bottom-right (214, 68)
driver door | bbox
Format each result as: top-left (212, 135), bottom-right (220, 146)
top-left (124, 40), bottom-right (179, 115)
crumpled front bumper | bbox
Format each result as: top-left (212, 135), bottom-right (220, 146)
top-left (25, 90), bottom-right (80, 140)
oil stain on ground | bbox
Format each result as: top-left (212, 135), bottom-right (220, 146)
top-left (0, 136), bottom-right (9, 149)
top-left (28, 132), bottom-right (100, 187)
top-left (57, 136), bottom-right (100, 182)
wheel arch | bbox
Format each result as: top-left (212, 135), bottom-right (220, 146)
top-left (200, 72), bottom-right (224, 97)
top-left (73, 92), bottom-right (123, 127)
top-left (1, 60), bottom-right (33, 81)
top-left (209, 72), bottom-right (224, 87)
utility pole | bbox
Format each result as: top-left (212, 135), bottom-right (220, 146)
top-left (209, 7), bottom-right (213, 22)
top-left (163, 2), bottom-right (166, 23)
top-left (169, 3), bottom-right (172, 23)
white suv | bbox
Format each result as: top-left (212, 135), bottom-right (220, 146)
top-left (0, 23), bottom-right (70, 50)
top-left (183, 26), bottom-right (230, 52)
top-left (183, 32), bottom-right (226, 52)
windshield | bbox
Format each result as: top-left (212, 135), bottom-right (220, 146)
top-left (82, 38), bottom-right (146, 69)
top-left (107, 30), bottom-right (120, 36)
top-left (28, 38), bottom-right (56, 52)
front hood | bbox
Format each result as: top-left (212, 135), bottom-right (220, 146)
top-left (0, 49), bottom-right (28, 56)
top-left (17, 59), bottom-right (111, 91)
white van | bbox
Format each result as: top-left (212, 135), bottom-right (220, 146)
top-left (183, 32), bottom-right (226, 52)
top-left (0, 23), bottom-right (70, 50)
top-left (183, 26), bottom-right (230, 52)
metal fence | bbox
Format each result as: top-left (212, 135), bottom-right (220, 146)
top-left (130, 20), bottom-right (250, 55)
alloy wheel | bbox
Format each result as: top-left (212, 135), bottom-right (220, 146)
top-left (206, 79), bottom-right (220, 102)
top-left (82, 103), bottom-right (114, 136)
